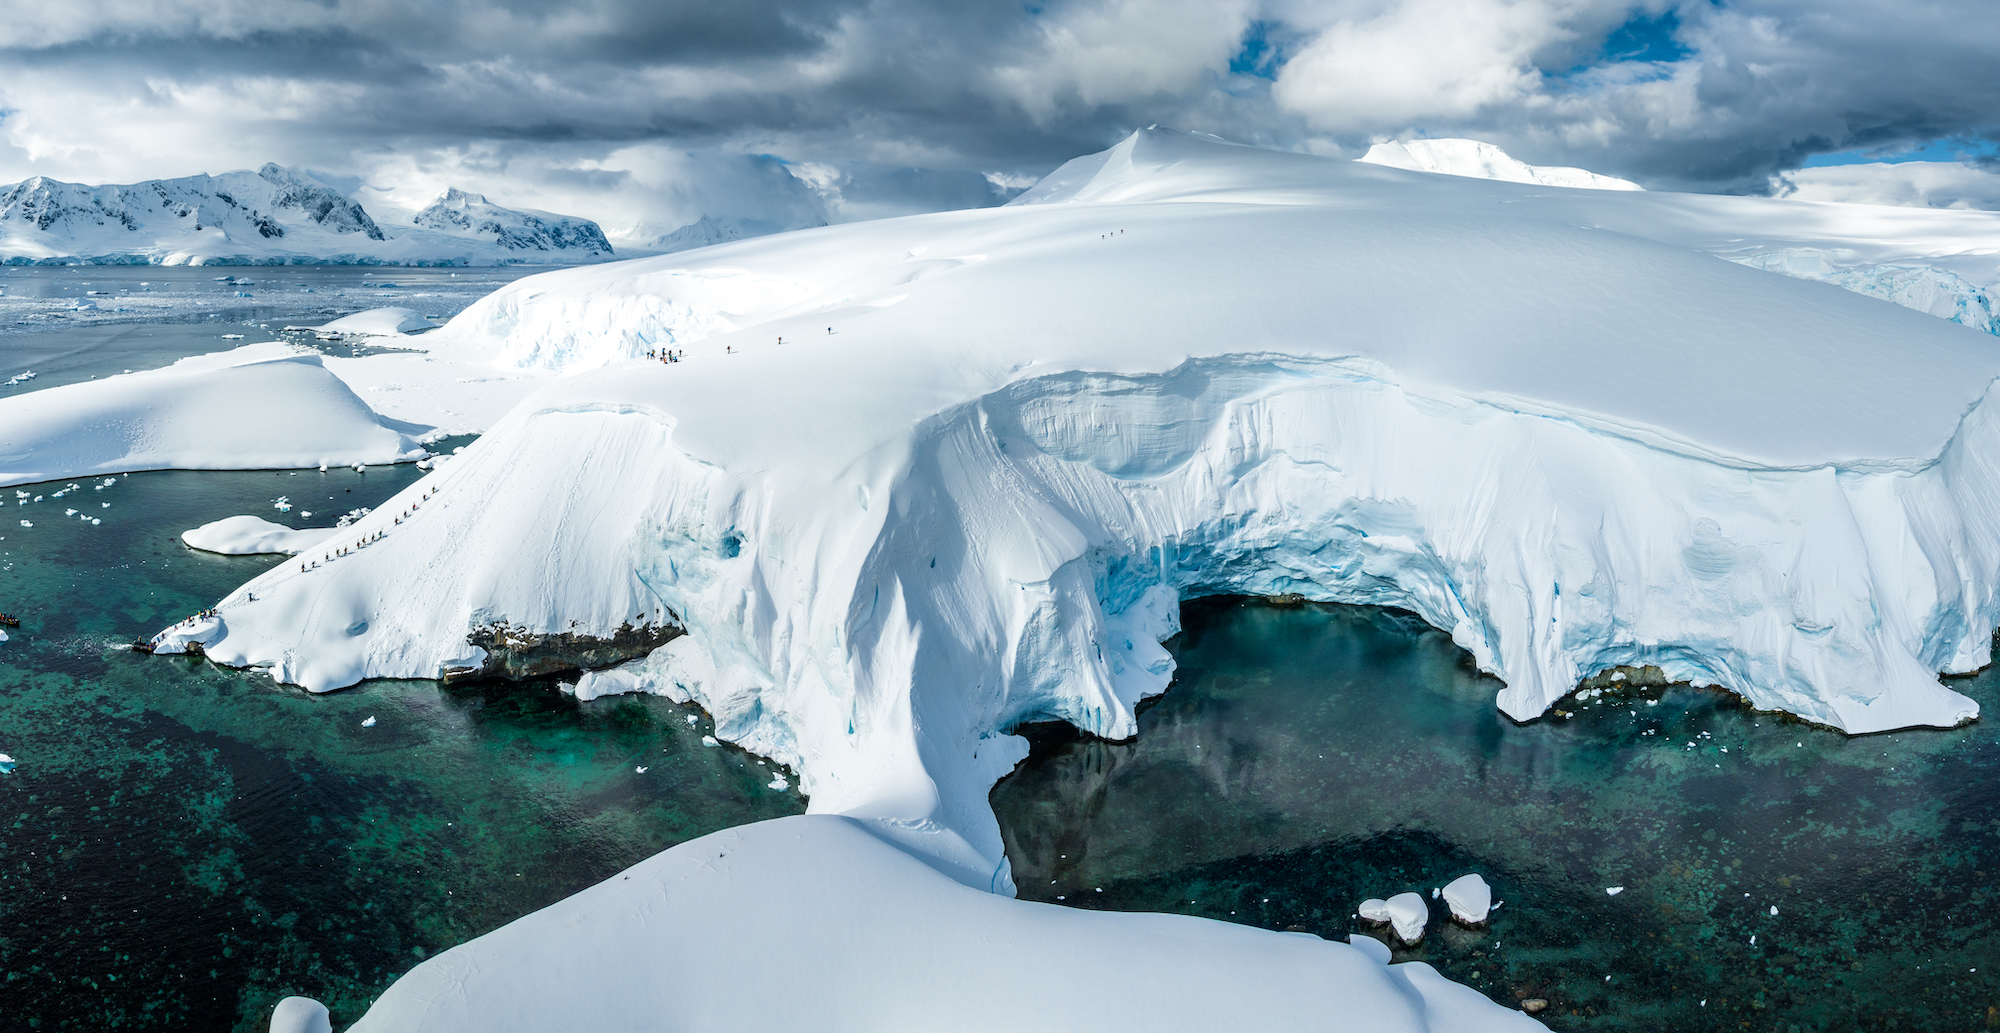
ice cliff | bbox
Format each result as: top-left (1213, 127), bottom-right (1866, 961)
top-left (193, 130), bottom-right (2000, 914)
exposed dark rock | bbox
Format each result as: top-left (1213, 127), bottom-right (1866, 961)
top-left (444, 619), bottom-right (680, 683)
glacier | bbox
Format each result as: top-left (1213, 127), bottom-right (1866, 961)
top-left (111, 127), bottom-right (2000, 1030)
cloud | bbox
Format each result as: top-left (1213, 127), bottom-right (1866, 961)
top-left (0, 0), bottom-right (1996, 229)
top-left (1776, 161), bottom-right (2000, 211)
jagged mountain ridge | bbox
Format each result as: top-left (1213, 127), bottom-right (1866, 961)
top-left (0, 165), bottom-right (613, 265)
top-left (414, 188), bottom-right (613, 255)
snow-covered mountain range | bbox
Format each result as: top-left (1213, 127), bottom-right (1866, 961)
top-left (0, 164), bottom-right (616, 265)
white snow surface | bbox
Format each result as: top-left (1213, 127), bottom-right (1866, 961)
top-left (1442, 874), bottom-right (1493, 924)
top-left (0, 343), bottom-right (425, 487)
top-left (1359, 139), bottom-right (1644, 191)
top-left (310, 307), bottom-right (437, 337)
top-left (268, 996), bottom-right (331, 1033)
top-left (143, 128), bottom-right (2000, 1029)
top-left (194, 129), bottom-right (2000, 889)
top-left (182, 515), bottom-right (338, 555)
top-left (349, 815), bottom-right (1535, 1033)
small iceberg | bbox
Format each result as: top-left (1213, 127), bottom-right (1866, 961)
top-left (362, 716), bottom-right (377, 728)
top-left (1359, 892), bottom-right (1429, 944)
top-left (1441, 873), bottom-right (1492, 924)
top-left (0, 752), bottom-right (14, 773)
top-left (182, 515), bottom-right (335, 556)
top-left (1606, 886), bottom-right (1625, 896)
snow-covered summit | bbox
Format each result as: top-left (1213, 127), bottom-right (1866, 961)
top-left (1359, 139), bottom-right (1643, 191)
top-left (412, 187), bottom-right (614, 257)
top-left (0, 166), bottom-right (616, 266)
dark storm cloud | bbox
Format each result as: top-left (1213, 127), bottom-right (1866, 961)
top-left (3, 0), bottom-right (2000, 223)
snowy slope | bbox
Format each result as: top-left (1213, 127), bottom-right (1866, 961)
top-left (0, 343), bottom-right (424, 487)
top-left (0, 166), bottom-right (616, 266)
top-left (352, 815), bottom-right (1535, 1033)
top-left (149, 129), bottom-right (2000, 1030)
top-left (1360, 139), bottom-right (1644, 191)
top-left (195, 127), bottom-right (2000, 904)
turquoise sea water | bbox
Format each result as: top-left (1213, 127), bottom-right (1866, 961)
top-left (993, 598), bottom-right (2000, 1031)
top-left (0, 464), bottom-right (801, 1030)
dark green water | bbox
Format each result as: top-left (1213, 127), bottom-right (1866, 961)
top-left (993, 598), bottom-right (2000, 1032)
top-left (0, 465), bottom-right (801, 1031)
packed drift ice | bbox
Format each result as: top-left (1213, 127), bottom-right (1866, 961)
top-left (137, 129), bottom-right (2000, 1029)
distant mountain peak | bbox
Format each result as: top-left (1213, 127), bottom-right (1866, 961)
top-left (0, 165), bottom-right (616, 265)
top-left (413, 188), bottom-right (613, 255)
top-left (1359, 139), bottom-right (1643, 191)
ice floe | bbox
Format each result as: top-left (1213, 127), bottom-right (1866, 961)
top-left (182, 515), bottom-right (338, 556)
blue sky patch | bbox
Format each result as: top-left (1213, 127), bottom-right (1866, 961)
top-left (1599, 10), bottom-right (1691, 64)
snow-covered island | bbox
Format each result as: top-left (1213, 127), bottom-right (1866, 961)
top-left (0, 164), bottom-right (616, 266)
top-left (60, 128), bottom-right (2000, 1028)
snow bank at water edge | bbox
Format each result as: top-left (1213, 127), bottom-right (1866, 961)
top-left (182, 515), bottom-right (338, 555)
top-left (0, 343), bottom-right (426, 487)
top-left (299, 306), bottom-right (437, 337)
top-left (192, 129), bottom-right (2000, 892)
top-left (346, 815), bottom-right (1537, 1033)
top-left (168, 129), bottom-right (2000, 1028)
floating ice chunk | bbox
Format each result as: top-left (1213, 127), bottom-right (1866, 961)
top-left (684, 714), bottom-right (698, 724)
top-left (18, 521), bottom-right (29, 528)
top-left (701, 735), bottom-right (718, 747)
top-left (1347, 935), bottom-right (1391, 964)
top-left (768, 775), bottom-right (789, 790)
top-left (0, 753), bottom-right (14, 773)
top-left (64, 508), bottom-right (75, 517)
top-left (1770, 905), bottom-right (1778, 916)
top-left (1442, 873), bottom-right (1492, 924)
top-left (1383, 892), bottom-right (1428, 943)
top-left (182, 515), bottom-right (335, 555)
top-left (636, 766), bottom-right (648, 774)
top-left (1360, 894), bottom-right (1428, 943)
top-left (1606, 886), bottom-right (1625, 896)
top-left (269, 996), bottom-right (331, 1033)
top-left (362, 716), bottom-right (377, 727)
